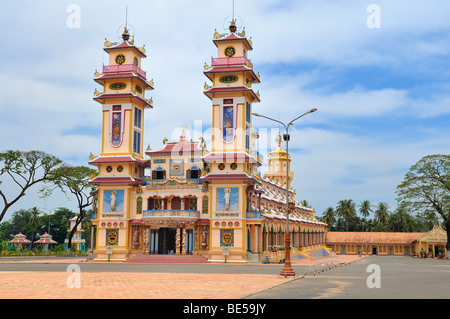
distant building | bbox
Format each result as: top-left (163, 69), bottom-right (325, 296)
top-left (326, 226), bottom-right (447, 257)
top-left (64, 216), bottom-right (86, 251)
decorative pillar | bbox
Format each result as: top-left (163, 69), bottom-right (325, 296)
top-left (143, 227), bottom-right (150, 254)
top-left (182, 228), bottom-right (186, 254)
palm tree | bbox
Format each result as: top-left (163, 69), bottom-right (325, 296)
top-left (359, 200), bottom-right (372, 219)
top-left (359, 200), bottom-right (373, 231)
top-left (29, 207), bottom-right (42, 248)
top-left (336, 199), bottom-right (357, 231)
top-left (374, 202), bottom-right (390, 228)
top-left (321, 207), bottom-right (336, 230)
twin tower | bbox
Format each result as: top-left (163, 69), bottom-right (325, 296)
top-left (87, 20), bottom-right (293, 262)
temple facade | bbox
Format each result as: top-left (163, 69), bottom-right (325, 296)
top-left (88, 21), bottom-right (327, 262)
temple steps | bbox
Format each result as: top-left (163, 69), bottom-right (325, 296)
top-left (124, 254), bottom-right (210, 264)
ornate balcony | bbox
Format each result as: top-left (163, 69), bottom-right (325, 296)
top-left (143, 209), bottom-right (200, 218)
top-left (211, 56), bottom-right (251, 68)
top-left (246, 210), bottom-right (261, 219)
top-left (102, 64), bottom-right (146, 79)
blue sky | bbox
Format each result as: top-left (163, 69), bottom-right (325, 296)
top-left (1, 0), bottom-right (450, 221)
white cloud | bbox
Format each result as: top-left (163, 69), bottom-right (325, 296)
top-left (1, 0), bottom-right (450, 221)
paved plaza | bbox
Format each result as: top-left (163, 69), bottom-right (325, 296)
top-left (0, 255), bottom-right (449, 300)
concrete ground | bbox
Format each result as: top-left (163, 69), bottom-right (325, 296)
top-left (0, 255), bottom-right (363, 299)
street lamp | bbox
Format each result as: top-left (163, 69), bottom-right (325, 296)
top-left (253, 108), bottom-right (317, 277)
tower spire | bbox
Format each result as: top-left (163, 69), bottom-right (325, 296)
top-left (229, 0), bottom-right (237, 33)
top-left (122, 5), bottom-right (130, 41)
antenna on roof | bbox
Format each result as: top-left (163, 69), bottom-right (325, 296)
top-left (121, 5), bottom-right (131, 41)
top-left (125, 5), bottom-right (128, 29)
top-left (232, 0), bottom-right (235, 21)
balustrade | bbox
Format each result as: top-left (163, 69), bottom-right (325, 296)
top-left (211, 56), bottom-right (251, 67)
top-left (103, 64), bottom-right (146, 79)
top-left (143, 209), bottom-right (200, 218)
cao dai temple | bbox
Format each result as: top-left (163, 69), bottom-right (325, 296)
top-left (87, 20), bottom-right (328, 262)
top-left (86, 18), bottom-right (447, 262)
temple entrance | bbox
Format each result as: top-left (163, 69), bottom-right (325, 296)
top-left (158, 227), bottom-right (177, 254)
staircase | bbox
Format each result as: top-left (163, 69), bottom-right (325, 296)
top-left (124, 254), bottom-right (210, 264)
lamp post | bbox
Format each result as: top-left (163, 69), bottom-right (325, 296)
top-left (253, 108), bottom-right (317, 277)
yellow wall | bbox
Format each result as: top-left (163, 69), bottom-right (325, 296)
top-left (108, 49), bottom-right (141, 67)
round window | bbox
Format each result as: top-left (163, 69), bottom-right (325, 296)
top-left (115, 54), bottom-right (126, 65)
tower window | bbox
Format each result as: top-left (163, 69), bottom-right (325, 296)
top-left (133, 131), bottom-right (141, 153)
top-left (245, 125), bottom-right (250, 150)
top-left (134, 108), bottom-right (142, 128)
top-left (246, 102), bottom-right (251, 123)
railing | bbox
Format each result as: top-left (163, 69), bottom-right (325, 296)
top-left (143, 209), bottom-right (200, 218)
top-left (144, 177), bottom-right (201, 186)
top-left (246, 210), bottom-right (261, 219)
top-left (304, 258), bottom-right (346, 276)
top-left (103, 64), bottom-right (146, 79)
top-left (211, 56), bottom-right (251, 67)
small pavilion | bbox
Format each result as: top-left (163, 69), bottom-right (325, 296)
top-left (34, 232), bottom-right (57, 252)
top-left (8, 233), bottom-right (31, 251)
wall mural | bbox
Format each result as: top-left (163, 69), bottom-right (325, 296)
top-left (216, 187), bottom-right (239, 211)
top-left (170, 159), bottom-right (184, 176)
top-left (111, 111), bottom-right (123, 147)
top-left (223, 106), bottom-right (234, 143)
top-left (104, 190), bottom-right (124, 212)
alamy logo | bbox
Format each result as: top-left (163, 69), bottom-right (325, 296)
top-left (366, 264), bottom-right (381, 288)
top-left (367, 4), bottom-right (381, 29)
top-left (67, 264), bottom-right (81, 288)
top-left (66, 4), bottom-right (81, 29)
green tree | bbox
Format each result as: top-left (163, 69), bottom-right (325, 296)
top-left (414, 209), bottom-right (442, 232)
top-left (359, 200), bottom-right (372, 219)
top-left (396, 154), bottom-right (450, 254)
top-left (336, 199), bottom-right (357, 231)
top-left (374, 202), bottom-right (390, 229)
top-left (38, 207), bottom-right (76, 245)
top-left (389, 204), bottom-right (415, 232)
top-left (0, 150), bottom-right (62, 222)
top-left (320, 207), bottom-right (336, 230)
top-left (42, 165), bottom-right (96, 252)
top-left (358, 200), bottom-right (373, 231)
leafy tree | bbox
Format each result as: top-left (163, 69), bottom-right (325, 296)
top-left (396, 154), bottom-right (450, 254)
top-left (38, 207), bottom-right (76, 245)
top-left (414, 209), bottom-right (442, 232)
top-left (389, 204), bottom-right (415, 232)
top-left (0, 150), bottom-right (62, 223)
top-left (42, 165), bottom-right (96, 252)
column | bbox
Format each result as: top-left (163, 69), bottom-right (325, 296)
top-left (182, 228), bottom-right (186, 254)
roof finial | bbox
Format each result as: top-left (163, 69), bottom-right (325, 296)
top-left (229, 19), bottom-right (237, 33)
